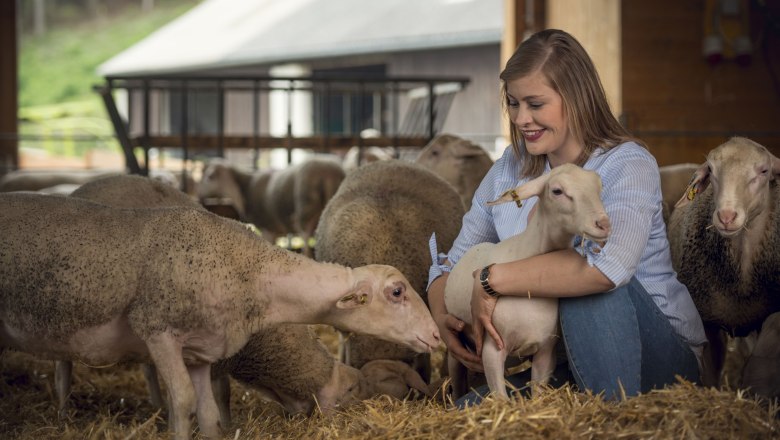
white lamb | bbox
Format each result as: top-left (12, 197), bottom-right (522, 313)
top-left (444, 163), bottom-right (611, 399)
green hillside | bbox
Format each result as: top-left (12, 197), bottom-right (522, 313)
top-left (18, 0), bottom-right (199, 157)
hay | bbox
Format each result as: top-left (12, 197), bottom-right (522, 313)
top-left (2, 349), bottom-right (778, 439)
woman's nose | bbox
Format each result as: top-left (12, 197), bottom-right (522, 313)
top-left (513, 106), bottom-right (530, 126)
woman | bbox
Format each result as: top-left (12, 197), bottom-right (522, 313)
top-left (426, 29), bottom-right (706, 405)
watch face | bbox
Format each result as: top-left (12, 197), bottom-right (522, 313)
top-left (480, 266), bottom-right (489, 282)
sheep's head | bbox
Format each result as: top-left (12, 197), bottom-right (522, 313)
top-left (197, 160), bottom-right (245, 217)
top-left (488, 163), bottom-right (611, 245)
top-left (415, 134), bottom-right (491, 184)
top-left (676, 137), bottom-right (779, 238)
top-left (334, 265), bottom-right (440, 355)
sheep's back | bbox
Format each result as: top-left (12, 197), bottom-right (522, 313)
top-left (315, 160), bottom-right (464, 297)
top-left (0, 194), bottom-right (148, 339)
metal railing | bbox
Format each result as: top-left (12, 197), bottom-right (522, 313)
top-left (95, 74), bottom-right (471, 176)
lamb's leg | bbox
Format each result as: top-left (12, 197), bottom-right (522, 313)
top-left (702, 323), bottom-right (727, 387)
top-left (481, 336), bottom-right (509, 400)
top-left (529, 336), bottom-right (557, 396)
top-left (211, 374), bottom-right (232, 430)
top-left (145, 333), bottom-right (196, 440)
top-left (141, 363), bottom-right (164, 408)
top-left (188, 363), bottom-right (221, 439)
top-left (54, 360), bottom-right (72, 418)
top-left (447, 351), bottom-right (468, 399)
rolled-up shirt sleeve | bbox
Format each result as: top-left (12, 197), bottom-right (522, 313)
top-left (576, 149), bottom-right (660, 288)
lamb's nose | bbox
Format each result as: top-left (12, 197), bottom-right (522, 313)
top-left (596, 214), bottom-right (611, 234)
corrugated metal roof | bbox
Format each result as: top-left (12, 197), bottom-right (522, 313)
top-left (98, 0), bottom-right (503, 76)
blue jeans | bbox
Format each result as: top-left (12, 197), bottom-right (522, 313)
top-left (456, 278), bottom-right (700, 408)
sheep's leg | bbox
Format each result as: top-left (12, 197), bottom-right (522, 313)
top-left (529, 337), bottom-right (557, 396)
top-left (481, 336), bottom-right (509, 400)
top-left (211, 373), bottom-right (232, 430)
top-left (702, 323), bottom-right (727, 387)
top-left (141, 363), bottom-right (164, 408)
top-left (188, 363), bottom-right (221, 439)
top-left (145, 333), bottom-right (196, 440)
top-left (447, 351), bottom-right (468, 399)
top-left (54, 360), bottom-right (72, 418)
top-left (742, 312), bottom-right (780, 398)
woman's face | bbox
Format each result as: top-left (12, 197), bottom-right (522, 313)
top-left (506, 70), bottom-right (582, 167)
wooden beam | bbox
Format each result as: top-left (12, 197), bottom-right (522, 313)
top-left (0, 0), bottom-right (18, 173)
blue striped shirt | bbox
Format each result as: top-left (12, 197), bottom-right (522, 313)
top-left (428, 142), bottom-right (707, 349)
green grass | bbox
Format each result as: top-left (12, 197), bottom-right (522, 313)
top-left (18, 0), bottom-right (200, 155)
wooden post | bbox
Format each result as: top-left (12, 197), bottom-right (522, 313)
top-left (0, 0), bottom-right (19, 173)
top-left (501, 0), bottom-right (546, 138)
top-left (546, 0), bottom-right (621, 116)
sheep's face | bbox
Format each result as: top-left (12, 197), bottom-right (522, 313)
top-left (544, 165), bottom-right (611, 244)
top-left (335, 265), bottom-right (440, 354)
top-left (705, 138), bottom-right (776, 237)
top-left (197, 161), bottom-right (245, 216)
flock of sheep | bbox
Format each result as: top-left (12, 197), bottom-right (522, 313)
top-left (0, 134), bottom-right (778, 439)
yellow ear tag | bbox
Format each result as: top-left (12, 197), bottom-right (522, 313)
top-left (510, 189), bottom-right (523, 208)
top-left (359, 294), bottom-right (367, 304)
top-left (686, 185), bottom-right (698, 201)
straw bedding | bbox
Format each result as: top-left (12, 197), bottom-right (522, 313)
top-left (1, 327), bottom-right (777, 439)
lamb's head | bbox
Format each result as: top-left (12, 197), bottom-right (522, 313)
top-left (314, 362), bottom-right (368, 413)
top-left (488, 163), bottom-right (611, 244)
top-left (198, 160), bottom-right (245, 217)
top-left (675, 137), bottom-right (780, 238)
top-left (334, 265), bottom-right (440, 355)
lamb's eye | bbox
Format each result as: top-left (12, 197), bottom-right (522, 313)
top-left (552, 188), bottom-right (563, 196)
top-left (392, 287), bottom-right (403, 297)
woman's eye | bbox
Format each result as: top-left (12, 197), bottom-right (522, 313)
top-left (529, 102), bottom-right (542, 109)
top-left (508, 100), bottom-right (519, 108)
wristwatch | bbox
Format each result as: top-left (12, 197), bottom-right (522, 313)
top-left (479, 263), bottom-right (500, 297)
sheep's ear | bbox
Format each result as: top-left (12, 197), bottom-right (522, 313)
top-left (674, 162), bottom-right (711, 209)
top-left (336, 290), bottom-right (372, 309)
top-left (771, 153), bottom-right (780, 178)
top-left (486, 173), bottom-right (549, 207)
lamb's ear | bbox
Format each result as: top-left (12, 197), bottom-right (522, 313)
top-left (400, 364), bottom-right (432, 396)
top-left (337, 285), bottom-right (373, 309)
top-left (486, 172), bottom-right (550, 207)
top-left (674, 162), bottom-right (711, 209)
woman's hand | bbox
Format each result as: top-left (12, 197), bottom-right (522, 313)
top-left (432, 309), bottom-right (484, 372)
top-left (470, 270), bottom-right (503, 356)
top-left (427, 273), bottom-right (483, 372)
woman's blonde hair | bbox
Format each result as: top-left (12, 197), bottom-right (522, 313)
top-left (500, 29), bottom-right (643, 178)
